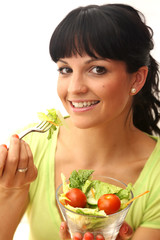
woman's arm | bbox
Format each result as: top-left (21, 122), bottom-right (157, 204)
top-left (132, 227), bottom-right (160, 240)
top-left (0, 186), bottom-right (29, 240)
top-left (0, 135), bottom-right (37, 240)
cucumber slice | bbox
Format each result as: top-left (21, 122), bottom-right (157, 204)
top-left (87, 197), bottom-right (98, 205)
top-left (86, 188), bottom-right (98, 205)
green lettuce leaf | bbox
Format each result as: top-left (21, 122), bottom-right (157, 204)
top-left (92, 180), bottom-right (122, 200)
top-left (82, 180), bottom-right (92, 194)
top-left (116, 183), bottom-right (133, 200)
top-left (65, 205), bottom-right (106, 217)
top-left (69, 169), bottom-right (94, 190)
top-left (37, 108), bottom-right (65, 140)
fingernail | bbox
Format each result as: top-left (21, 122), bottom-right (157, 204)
top-left (1, 144), bottom-right (8, 149)
top-left (96, 235), bottom-right (105, 240)
top-left (12, 134), bottom-right (19, 139)
top-left (60, 222), bottom-right (65, 230)
top-left (73, 233), bottom-right (82, 240)
top-left (83, 232), bottom-right (94, 240)
top-left (60, 225), bottom-right (64, 230)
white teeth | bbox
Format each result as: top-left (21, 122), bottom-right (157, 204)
top-left (72, 101), bottom-right (99, 108)
top-left (83, 102), bottom-right (87, 107)
top-left (78, 102), bottom-right (83, 108)
top-left (73, 102), bottom-right (79, 107)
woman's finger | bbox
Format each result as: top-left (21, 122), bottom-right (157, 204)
top-left (96, 234), bottom-right (105, 240)
top-left (59, 222), bottom-right (71, 240)
top-left (25, 142), bottom-right (37, 182)
top-left (73, 232), bottom-right (83, 240)
top-left (0, 144), bottom-right (8, 177)
top-left (16, 140), bottom-right (29, 174)
top-left (4, 134), bottom-right (20, 177)
top-left (83, 232), bottom-right (94, 240)
top-left (117, 222), bottom-right (133, 239)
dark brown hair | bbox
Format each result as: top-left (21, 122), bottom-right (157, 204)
top-left (49, 4), bottom-right (160, 135)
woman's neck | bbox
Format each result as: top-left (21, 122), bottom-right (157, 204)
top-left (61, 117), bottom-right (138, 165)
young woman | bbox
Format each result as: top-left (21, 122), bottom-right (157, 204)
top-left (0, 3), bottom-right (160, 240)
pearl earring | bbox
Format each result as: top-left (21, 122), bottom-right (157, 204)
top-left (131, 88), bottom-right (136, 94)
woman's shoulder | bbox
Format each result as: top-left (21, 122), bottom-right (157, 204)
top-left (147, 134), bottom-right (160, 160)
top-left (135, 134), bottom-right (160, 188)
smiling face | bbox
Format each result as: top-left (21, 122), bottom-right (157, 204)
top-left (57, 54), bottom-right (135, 129)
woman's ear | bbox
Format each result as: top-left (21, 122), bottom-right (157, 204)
top-left (130, 66), bottom-right (148, 95)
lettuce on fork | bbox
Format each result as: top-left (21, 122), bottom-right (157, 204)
top-left (37, 108), bottom-right (66, 139)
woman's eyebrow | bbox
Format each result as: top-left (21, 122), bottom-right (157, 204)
top-left (58, 59), bottom-right (68, 64)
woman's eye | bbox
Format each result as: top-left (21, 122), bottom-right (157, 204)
top-left (58, 67), bottom-right (72, 74)
top-left (91, 66), bottom-right (107, 75)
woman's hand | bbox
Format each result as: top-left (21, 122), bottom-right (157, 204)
top-left (0, 134), bottom-right (37, 240)
top-left (59, 221), bottom-right (133, 240)
top-left (0, 134), bottom-right (37, 190)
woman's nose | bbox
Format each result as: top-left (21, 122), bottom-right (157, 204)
top-left (68, 73), bottom-right (88, 94)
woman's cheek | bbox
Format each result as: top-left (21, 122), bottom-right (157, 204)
top-left (57, 79), bottom-right (65, 99)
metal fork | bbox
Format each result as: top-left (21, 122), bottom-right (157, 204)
top-left (19, 121), bottom-right (53, 139)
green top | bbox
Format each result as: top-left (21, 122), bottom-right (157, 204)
top-left (23, 127), bottom-right (160, 240)
top-left (126, 135), bottom-right (160, 230)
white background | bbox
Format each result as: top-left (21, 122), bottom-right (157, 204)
top-left (0, 0), bottom-right (159, 239)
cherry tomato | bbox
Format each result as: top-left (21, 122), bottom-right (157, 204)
top-left (98, 194), bottom-right (121, 215)
top-left (65, 188), bottom-right (87, 208)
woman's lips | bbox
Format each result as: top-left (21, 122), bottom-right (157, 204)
top-left (69, 100), bottom-right (100, 112)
